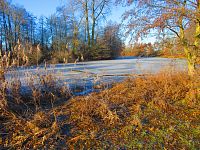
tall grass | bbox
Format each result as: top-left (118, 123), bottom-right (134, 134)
top-left (0, 70), bottom-right (71, 149)
top-left (0, 69), bottom-right (199, 149)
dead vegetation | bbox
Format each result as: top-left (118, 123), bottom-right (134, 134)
top-left (0, 70), bottom-right (200, 149)
top-left (0, 73), bottom-right (71, 149)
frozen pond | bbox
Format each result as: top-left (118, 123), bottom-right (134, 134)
top-left (5, 57), bottom-right (187, 95)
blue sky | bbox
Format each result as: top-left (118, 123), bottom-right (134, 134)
top-left (12, 0), bottom-right (62, 17)
top-left (12, 0), bottom-right (124, 22)
top-left (11, 0), bottom-right (155, 44)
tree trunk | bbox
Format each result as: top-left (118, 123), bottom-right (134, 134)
top-left (85, 0), bottom-right (90, 47)
top-left (194, 0), bottom-right (200, 67)
top-left (184, 46), bottom-right (196, 76)
top-left (186, 0), bottom-right (200, 76)
top-left (8, 14), bottom-right (13, 51)
top-left (179, 0), bottom-right (196, 76)
top-left (50, 25), bottom-right (54, 50)
top-left (91, 0), bottom-right (95, 47)
top-left (14, 22), bottom-right (17, 45)
top-left (0, 24), bottom-right (2, 53)
top-left (2, 11), bottom-right (8, 51)
top-left (17, 23), bottom-right (21, 43)
top-left (41, 17), bottom-right (44, 50)
top-left (84, 19), bottom-right (87, 44)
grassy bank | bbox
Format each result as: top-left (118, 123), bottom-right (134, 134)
top-left (0, 71), bottom-right (200, 149)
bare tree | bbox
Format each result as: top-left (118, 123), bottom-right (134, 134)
top-left (118, 0), bottom-right (200, 75)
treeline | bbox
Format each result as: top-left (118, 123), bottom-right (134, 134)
top-left (122, 39), bottom-right (185, 58)
top-left (0, 0), bottom-right (124, 66)
top-left (122, 24), bottom-right (195, 58)
top-left (122, 43), bottom-right (156, 57)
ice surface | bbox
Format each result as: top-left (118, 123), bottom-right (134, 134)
top-left (5, 57), bottom-right (187, 95)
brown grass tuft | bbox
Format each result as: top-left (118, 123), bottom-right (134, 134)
top-left (0, 71), bottom-right (200, 149)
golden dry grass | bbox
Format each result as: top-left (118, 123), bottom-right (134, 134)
top-left (0, 71), bottom-right (200, 149)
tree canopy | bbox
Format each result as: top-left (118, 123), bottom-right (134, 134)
top-left (118, 0), bottom-right (200, 74)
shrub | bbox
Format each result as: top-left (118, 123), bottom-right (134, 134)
top-left (49, 50), bottom-right (70, 64)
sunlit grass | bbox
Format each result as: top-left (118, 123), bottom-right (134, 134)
top-left (0, 69), bottom-right (199, 149)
